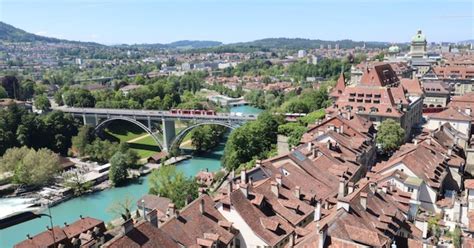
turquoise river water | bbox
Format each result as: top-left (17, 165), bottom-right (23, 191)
top-left (0, 105), bottom-right (263, 248)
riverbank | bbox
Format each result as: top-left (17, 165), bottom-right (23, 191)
top-left (0, 105), bottom-right (262, 248)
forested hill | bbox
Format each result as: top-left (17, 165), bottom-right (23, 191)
top-left (190, 38), bottom-right (390, 53)
top-left (0, 22), bottom-right (102, 46)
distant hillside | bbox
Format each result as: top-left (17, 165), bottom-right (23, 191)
top-left (167, 40), bottom-right (222, 49)
top-left (0, 22), bottom-right (102, 46)
top-left (189, 38), bottom-right (389, 53)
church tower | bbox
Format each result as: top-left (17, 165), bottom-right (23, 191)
top-left (410, 30), bottom-right (427, 59)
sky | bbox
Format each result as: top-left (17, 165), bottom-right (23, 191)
top-left (0, 0), bottom-right (473, 45)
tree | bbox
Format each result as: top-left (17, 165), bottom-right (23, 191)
top-left (71, 125), bottom-right (95, 156)
top-left (376, 119), bottom-right (405, 152)
top-left (1, 75), bottom-right (20, 99)
top-left (34, 94), bottom-right (51, 112)
top-left (85, 139), bottom-right (119, 163)
top-left (108, 144), bottom-right (138, 186)
top-left (298, 109), bottom-right (325, 126)
top-left (63, 89), bottom-right (96, 107)
top-left (0, 147), bottom-right (60, 187)
top-left (0, 86), bottom-right (7, 98)
top-left (278, 122), bottom-right (307, 147)
top-left (62, 170), bottom-right (93, 196)
top-left (222, 112), bottom-right (281, 171)
top-left (107, 195), bottom-right (134, 221)
top-left (109, 152), bottom-right (130, 186)
top-left (149, 166), bottom-right (199, 208)
top-left (448, 225), bottom-right (462, 248)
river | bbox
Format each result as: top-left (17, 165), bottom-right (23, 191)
top-left (0, 105), bottom-right (263, 248)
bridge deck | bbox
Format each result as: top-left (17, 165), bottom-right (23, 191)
top-left (54, 107), bottom-right (258, 122)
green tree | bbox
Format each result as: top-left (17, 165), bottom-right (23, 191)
top-left (0, 147), bottom-right (60, 187)
top-left (85, 139), bottom-right (119, 163)
top-left (448, 225), bottom-right (462, 248)
top-left (62, 170), bottom-right (93, 196)
top-left (34, 94), bottom-right (51, 112)
top-left (298, 109), bottom-right (325, 126)
top-left (63, 89), bottom-right (96, 107)
top-left (0, 86), bottom-right (7, 98)
top-left (278, 122), bottom-right (307, 147)
top-left (376, 119), bottom-right (405, 152)
top-left (222, 112), bottom-right (281, 171)
top-left (109, 152), bottom-right (130, 186)
top-left (148, 166), bottom-right (199, 208)
top-left (71, 125), bottom-right (95, 156)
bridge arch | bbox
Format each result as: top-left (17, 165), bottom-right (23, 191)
top-left (168, 121), bottom-right (239, 151)
top-left (94, 116), bottom-right (163, 150)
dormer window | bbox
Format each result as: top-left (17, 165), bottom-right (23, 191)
top-left (386, 108), bottom-right (392, 113)
top-left (370, 107), bottom-right (378, 113)
top-left (358, 106), bottom-right (366, 112)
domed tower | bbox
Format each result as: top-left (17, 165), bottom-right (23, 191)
top-left (410, 29), bottom-right (427, 59)
top-left (387, 44), bottom-right (400, 60)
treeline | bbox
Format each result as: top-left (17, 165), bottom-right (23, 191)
top-left (71, 125), bottom-right (139, 186)
top-left (0, 75), bottom-right (43, 100)
top-left (206, 84), bottom-right (243, 98)
top-left (222, 112), bottom-right (282, 171)
top-left (55, 72), bottom-right (207, 110)
top-left (190, 125), bottom-right (228, 153)
top-left (0, 105), bottom-right (79, 156)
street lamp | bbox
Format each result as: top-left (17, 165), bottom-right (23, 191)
top-left (37, 203), bottom-right (56, 248)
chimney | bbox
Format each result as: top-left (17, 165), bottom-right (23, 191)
top-left (275, 174), bottom-right (282, 186)
top-left (141, 199), bottom-right (147, 221)
top-left (340, 125), bottom-right (344, 134)
top-left (447, 148), bottom-right (452, 156)
top-left (255, 160), bottom-right (262, 167)
top-left (122, 219), bottom-right (134, 235)
top-left (198, 187), bottom-right (206, 196)
top-left (148, 209), bottom-right (158, 228)
top-left (240, 183), bottom-right (248, 198)
top-left (26, 234), bottom-right (31, 239)
top-left (64, 222), bottom-right (68, 227)
top-left (466, 108), bottom-right (472, 116)
top-left (360, 192), bottom-right (367, 210)
top-left (227, 179), bottom-right (233, 197)
top-left (167, 203), bottom-right (176, 217)
top-left (327, 141), bottom-right (332, 150)
top-left (307, 142), bottom-right (313, 152)
top-left (318, 224), bottom-right (328, 248)
top-left (347, 182), bottom-right (354, 194)
top-left (338, 178), bottom-right (346, 198)
top-left (289, 233), bottom-right (295, 247)
top-left (414, 139), bottom-right (418, 145)
top-left (346, 111), bottom-right (351, 120)
top-left (241, 169), bottom-right (247, 184)
top-left (294, 186), bottom-right (301, 199)
top-left (199, 198), bottom-right (205, 214)
top-left (369, 182), bottom-right (377, 194)
top-left (271, 181), bottom-right (279, 197)
top-left (314, 199), bottom-right (322, 222)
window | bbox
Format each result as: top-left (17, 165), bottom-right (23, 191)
top-left (365, 99), bottom-right (371, 103)
top-left (374, 100), bottom-right (380, 104)
top-left (374, 94), bottom-right (381, 98)
top-left (370, 107), bottom-right (378, 113)
top-left (358, 106), bottom-right (365, 112)
top-left (349, 93), bottom-right (356, 97)
top-left (349, 98), bottom-right (355, 102)
top-left (407, 187), bottom-right (414, 193)
top-left (386, 108), bottom-right (392, 113)
top-left (357, 99), bottom-right (363, 103)
top-left (357, 93), bottom-right (364, 97)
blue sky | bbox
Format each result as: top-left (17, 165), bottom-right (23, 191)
top-left (0, 0), bottom-right (472, 45)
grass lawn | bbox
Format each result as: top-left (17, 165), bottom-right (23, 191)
top-left (104, 120), bottom-right (147, 142)
top-left (128, 135), bottom-right (161, 158)
top-left (103, 119), bottom-right (198, 159)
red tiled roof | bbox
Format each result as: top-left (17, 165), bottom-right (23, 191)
top-left (429, 107), bottom-right (471, 122)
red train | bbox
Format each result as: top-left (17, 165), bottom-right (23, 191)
top-left (170, 109), bottom-right (216, 116)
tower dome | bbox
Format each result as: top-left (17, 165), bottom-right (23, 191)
top-left (412, 30), bottom-right (426, 43)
